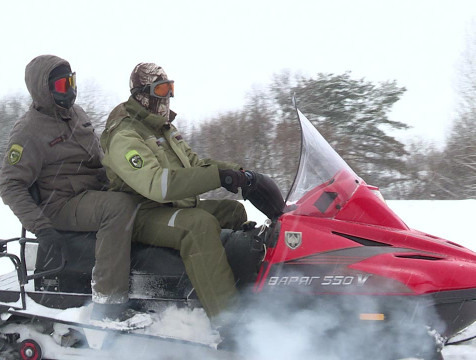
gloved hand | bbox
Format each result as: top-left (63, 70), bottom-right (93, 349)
top-left (241, 171), bottom-right (285, 219)
top-left (36, 227), bottom-right (65, 260)
top-left (241, 220), bottom-right (257, 232)
top-left (218, 169), bottom-right (249, 194)
top-left (243, 170), bottom-right (256, 187)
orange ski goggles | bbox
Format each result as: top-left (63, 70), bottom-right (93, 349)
top-left (51, 72), bottom-right (77, 94)
top-left (147, 80), bottom-right (174, 98)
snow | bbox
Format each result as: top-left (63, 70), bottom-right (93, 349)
top-left (0, 199), bottom-right (475, 359)
top-left (10, 296), bottom-right (220, 344)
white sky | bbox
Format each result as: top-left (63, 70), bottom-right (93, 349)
top-left (2, 0), bottom-right (476, 145)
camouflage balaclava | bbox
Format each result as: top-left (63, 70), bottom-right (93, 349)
top-left (130, 63), bottom-right (171, 119)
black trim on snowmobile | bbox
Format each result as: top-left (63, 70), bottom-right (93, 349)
top-left (332, 231), bottom-right (393, 247)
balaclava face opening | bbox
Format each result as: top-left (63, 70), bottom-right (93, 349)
top-left (129, 63), bottom-right (171, 119)
top-left (48, 64), bottom-right (76, 109)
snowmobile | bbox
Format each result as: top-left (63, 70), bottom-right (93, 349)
top-left (0, 102), bottom-right (476, 360)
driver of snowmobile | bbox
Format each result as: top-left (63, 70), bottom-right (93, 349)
top-left (0, 55), bottom-right (150, 329)
top-left (100, 62), bottom-right (258, 324)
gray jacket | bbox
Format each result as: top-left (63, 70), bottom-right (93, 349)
top-left (0, 55), bottom-right (106, 234)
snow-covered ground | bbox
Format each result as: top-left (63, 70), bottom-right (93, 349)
top-left (0, 200), bottom-right (475, 359)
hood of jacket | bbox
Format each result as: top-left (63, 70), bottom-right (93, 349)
top-left (25, 55), bottom-right (71, 116)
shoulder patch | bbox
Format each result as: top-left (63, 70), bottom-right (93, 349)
top-left (125, 150), bottom-right (144, 169)
top-left (170, 130), bottom-right (184, 142)
top-left (7, 144), bottom-right (23, 165)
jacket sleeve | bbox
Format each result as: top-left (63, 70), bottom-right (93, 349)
top-left (103, 129), bottom-right (222, 203)
top-left (0, 137), bottom-right (52, 234)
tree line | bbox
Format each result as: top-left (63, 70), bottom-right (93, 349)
top-left (0, 68), bottom-right (475, 200)
top-left (181, 71), bottom-right (441, 200)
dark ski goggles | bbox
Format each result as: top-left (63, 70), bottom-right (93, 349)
top-left (147, 80), bottom-right (174, 98)
top-left (50, 72), bottom-right (77, 94)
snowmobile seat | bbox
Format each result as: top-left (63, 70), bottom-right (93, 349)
top-left (25, 183), bottom-right (194, 297)
top-left (27, 183), bottom-right (266, 303)
top-left (34, 230), bottom-right (194, 298)
top-left (33, 227), bottom-right (265, 299)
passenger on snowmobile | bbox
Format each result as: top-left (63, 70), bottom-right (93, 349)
top-left (0, 55), bottom-right (148, 328)
top-left (100, 62), bottom-right (262, 324)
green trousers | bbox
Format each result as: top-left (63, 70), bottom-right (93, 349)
top-left (133, 199), bottom-right (247, 319)
top-left (51, 190), bottom-right (137, 304)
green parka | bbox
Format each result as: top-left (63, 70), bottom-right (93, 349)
top-left (100, 97), bottom-right (241, 208)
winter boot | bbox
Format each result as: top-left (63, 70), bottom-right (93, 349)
top-left (90, 302), bottom-right (153, 330)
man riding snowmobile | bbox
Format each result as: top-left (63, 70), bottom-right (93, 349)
top-left (99, 63), bottom-right (264, 332)
top-left (0, 55), bottom-right (150, 329)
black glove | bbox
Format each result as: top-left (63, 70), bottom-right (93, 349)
top-left (243, 170), bottom-right (256, 187)
top-left (241, 220), bottom-right (257, 232)
top-left (241, 171), bottom-right (285, 219)
top-left (36, 227), bottom-right (65, 260)
top-left (218, 169), bottom-right (249, 194)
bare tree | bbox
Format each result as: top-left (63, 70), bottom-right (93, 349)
top-left (438, 20), bottom-right (476, 198)
top-left (76, 79), bottom-right (120, 135)
top-left (0, 92), bottom-right (30, 161)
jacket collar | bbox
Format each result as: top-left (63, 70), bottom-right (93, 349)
top-left (125, 96), bottom-right (168, 131)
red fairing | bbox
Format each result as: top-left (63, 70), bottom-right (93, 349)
top-left (255, 169), bottom-right (476, 295)
top-left (290, 168), bottom-right (408, 229)
top-left (351, 251), bottom-right (476, 294)
top-left (335, 184), bottom-right (408, 230)
top-left (252, 107), bottom-right (476, 343)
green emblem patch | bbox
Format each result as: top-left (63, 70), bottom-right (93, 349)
top-left (125, 150), bottom-right (144, 169)
top-left (7, 144), bottom-right (23, 165)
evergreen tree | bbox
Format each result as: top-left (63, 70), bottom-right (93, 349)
top-left (271, 71), bottom-right (409, 198)
top-left (191, 71), bottom-right (409, 200)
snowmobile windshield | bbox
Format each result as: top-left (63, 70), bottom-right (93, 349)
top-left (285, 108), bottom-right (360, 213)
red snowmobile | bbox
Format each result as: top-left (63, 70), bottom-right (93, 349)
top-left (0, 103), bottom-right (475, 359)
